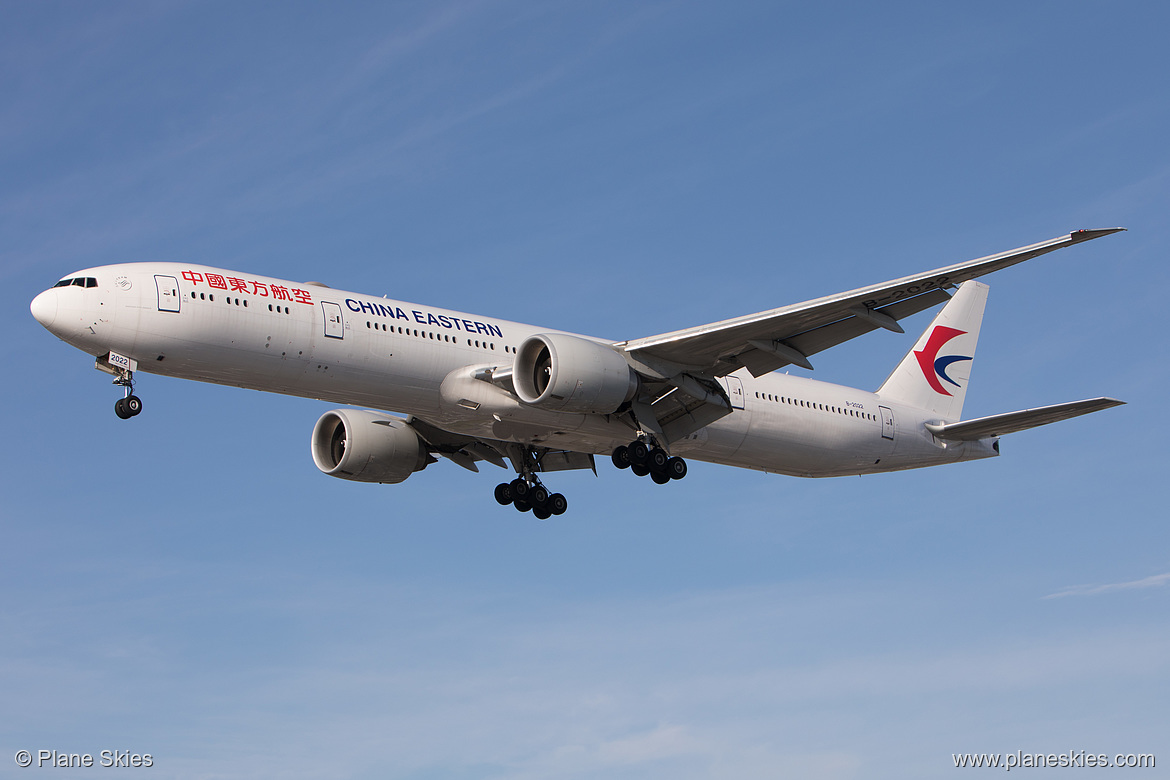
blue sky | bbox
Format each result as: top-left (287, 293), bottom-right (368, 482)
top-left (2, 2), bottom-right (1168, 778)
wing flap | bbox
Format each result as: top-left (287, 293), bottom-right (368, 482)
top-left (924, 397), bottom-right (1125, 441)
top-left (735, 288), bottom-right (954, 377)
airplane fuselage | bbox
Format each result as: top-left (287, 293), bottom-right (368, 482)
top-left (31, 262), bottom-right (996, 480)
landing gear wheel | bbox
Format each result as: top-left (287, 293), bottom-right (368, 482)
top-left (627, 440), bottom-right (649, 465)
top-left (667, 457), bottom-right (688, 480)
top-left (631, 463), bottom-right (650, 477)
top-left (651, 471), bottom-right (671, 485)
top-left (611, 445), bottom-right (631, 470)
top-left (648, 447), bottom-right (668, 472)
top-left (494, 483), bottom-right (514, 505)
top-left (114, 398), bottom-right (132, 419)
top-left (548, 493), bottom-right (568, 515)
top-left (510, 478), bottom-right (531, 501)
top-left (514, 500), bottom-right (532, 513)
top-left (533, 506), bottom-right (552, 520)
top-left (529, 485), bottom-right (550, 508)
top-left (125, 395), bottom-right (142, 416)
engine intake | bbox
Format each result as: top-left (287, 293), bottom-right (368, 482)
top-left (513, 333), bottom-right (638, 414)
top-left (311, 409), bottom-right (429, 484)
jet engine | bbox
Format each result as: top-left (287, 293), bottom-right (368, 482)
top-left (513, 333), bottom-right (638, 414)
top-left (311, 409), bottom-right (429, 484)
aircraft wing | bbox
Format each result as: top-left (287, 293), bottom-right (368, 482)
top-left (617, 229), bottom-right (1124, 378)
top-left (923, 397), bottom-right (1125, 441)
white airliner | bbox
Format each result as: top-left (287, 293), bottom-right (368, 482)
top-left (31, 229), bottom-right (1125, 518)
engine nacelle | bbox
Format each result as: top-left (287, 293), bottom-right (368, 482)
top-left (513, 333), bottom-right (638, 414)
top-left (311, 409), bottom-right (429, 484)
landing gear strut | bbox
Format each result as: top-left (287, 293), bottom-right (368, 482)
top-left (612, 438), bottom-right (687, 484)
top-left (112, 367), bottom-right (142, 419)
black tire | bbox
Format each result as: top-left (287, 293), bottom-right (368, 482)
top-left (548, 493), bottom-right (568, 515)
top-left (114, 398), bottom-right (131, 419)
top-left (648, 447), bottom-right (668, 471)
top-left (667, 457), bottom-right (688, 480)
top-left (494, 483), bottom-right (513, 505)
top-left (510, 478), bottom-right (530, 500)
top-left (611, 445), bottom-right (631, 470)
top-left (125, 395), bottom-right (143, 416)
top-left (533, 506), bottom-right (552, 520)
top-left (651, 470), bottom-right (670, 485)
top-left (530, 485), bottom-right (550, 507)
top-left (514, 500), bottom-right (532, 513)
top-left (628, 440), bottom-right (649, 464)
top-left (631, 463), bottom-right (650, 477)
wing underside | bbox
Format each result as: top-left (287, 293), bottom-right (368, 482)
top-left (407, 416), bottom-right (596, 475)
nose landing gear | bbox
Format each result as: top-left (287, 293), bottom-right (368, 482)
top-left (612, 438), bottom-right (687, 484)
top-left (111, 368), bottom-right (142, 419)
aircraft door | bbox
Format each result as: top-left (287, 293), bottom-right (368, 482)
top-left (879, 405), bottom-right (895, 440)
top-left (721, 375), bottom-right (746, 410)
top-left (321, 301), bottom-right (344, 339)
top-left (155, 275), bottom-right (181, 313)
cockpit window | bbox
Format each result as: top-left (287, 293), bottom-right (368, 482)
top-left (71, 278), bottom-right (86, 287)
top-left (54, 279), bottom-right (72, 288)
top-left (52, 277), bottom-right (97, 288)
top-left (85, 278), bottom-right (97, 287)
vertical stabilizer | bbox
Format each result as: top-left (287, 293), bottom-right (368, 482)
top-left (877, 280), bottom-right (988, 421)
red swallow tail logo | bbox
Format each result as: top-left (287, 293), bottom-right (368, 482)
top-left (914, 326), bottom-right (972, 396)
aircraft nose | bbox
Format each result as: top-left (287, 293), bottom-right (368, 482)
top-left (30, 289), bottom-right (58, 330)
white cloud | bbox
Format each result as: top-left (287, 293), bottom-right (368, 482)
top-left (1044, 572), bottom-right (1170, 599)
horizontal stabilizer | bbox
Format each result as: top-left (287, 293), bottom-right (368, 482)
top-left (924, 397), bottom-right (1125, 440)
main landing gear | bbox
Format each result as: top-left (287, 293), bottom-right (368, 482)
top-left (611, 439), bottom-right (687, 485)
top-left (494, 477), bottom-right (568, 520)
top-left (493, 445), bottom-right (570, 520)
top-left (112, 368), bottom-right (143, 419)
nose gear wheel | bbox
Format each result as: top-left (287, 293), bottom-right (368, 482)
top-left (111, 367), bottom-right (143, 419)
